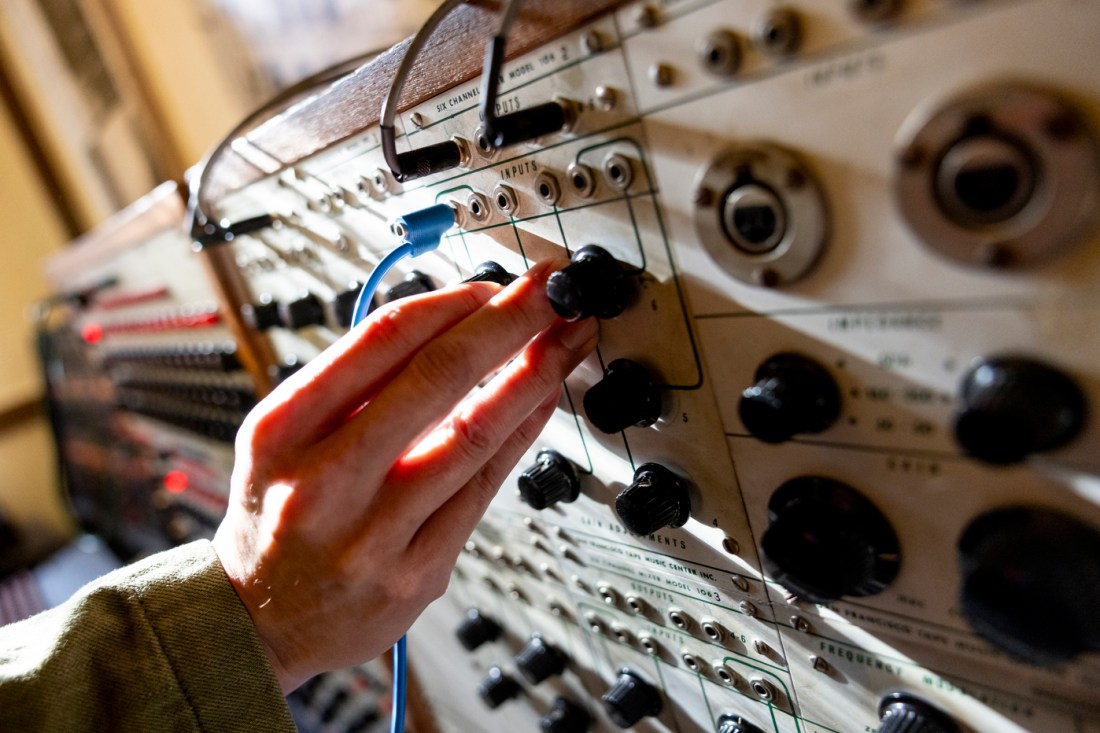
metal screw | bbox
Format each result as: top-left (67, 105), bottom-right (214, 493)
top-left (739, 601), bottom-right (757, 617)
top-left (650, 63), bottom-right (675, 88)
top-left (410, 112), bottom-right (425, 128)
top-left (753, 639), bottom-right (770, 655)
top-left (791, 615), bottom-right (811, 633)
top-left (595, 85), bottom-right (618, 111)
top-left (636, 4), bottom-right (660, 28)
top-left (732, 576), bottom-right (750, 592)
top-left (694, 187), bottom-right (715, 207)
top-left (722, 536), bottom-right (740, 554)
top-left (755, 8), bottom-right (803, 56)
top-left (811, 655), bottom-right (831, 673)
top-left (581, 30), bottom-right (605, 54)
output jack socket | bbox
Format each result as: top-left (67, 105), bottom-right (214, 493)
top-left (493, 184), bottom-right (520, 217)
top-left (701, 620), bottom-right (725, 643)
top-left (567, 162), bottom-right (598, 198)
top-left (603, 152), bottom-right (635, 191)
top-left (750, 677), bottom-right (777, 702)
top-left (668, 607), bottom-right (692, 631)
top-left (699, 29), bottom-right (742, 77)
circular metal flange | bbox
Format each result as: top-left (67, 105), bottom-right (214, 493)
top-left (693, 143), bottom-right (828, 287)
top-left (894, 82), bottom-right (1100, 269)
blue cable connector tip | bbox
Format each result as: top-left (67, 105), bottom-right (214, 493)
top-left (393, 203), bottom-right (456, 256)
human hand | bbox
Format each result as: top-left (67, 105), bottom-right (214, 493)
top-left (213, 259), bottom-right (598, 692)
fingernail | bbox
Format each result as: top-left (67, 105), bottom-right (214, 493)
top-left (557, 317), bottom-right (599, 350)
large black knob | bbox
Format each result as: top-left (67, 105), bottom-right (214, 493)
top-left (540, 697), bottom-right (590, 733)
top-left (464, 261), bottom-right (516, 286)
top-left (332, 283), bottom-right (368, 328)
top-left (279, 292), bottom-right (326, 330)
top-left (739, 353), bottom-right (841, 443)
top-left (386, 270), bottom-right (435, 302)
top-left (518, 450), bottom-right (580, 510)
top-left (717, 714), bottom-right (766, 733)
top-left (954, 355), bottom-right (1086, 465)
top-left (478, 666), bottom-right (521, 709)
top-left (241, 294), bottom-right (281, 331)
top-left (760, 476), bottom-right (900, 603)
top-left (455, 608), bottom-right (502, 651)
top-left (878, 693), bottom-right (960, 733)
top-left (514, 634), bottom-right (567, 684)
top-left (584, 359), bottom-right (662, 434)
top-left (958, 507), bottom-right (1100, 665)
top-left (601, 668), bottom-right (662, 728)
top-left (615, 463), bottom-right (691, 536)
top-left (546, 245), bottom-right (635, 321)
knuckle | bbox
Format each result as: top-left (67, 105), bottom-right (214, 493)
top-left (450, 410), bottom-right (501, 463)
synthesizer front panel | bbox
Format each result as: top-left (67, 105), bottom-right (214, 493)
top-left (72, 0), bottom-right (1100, 731)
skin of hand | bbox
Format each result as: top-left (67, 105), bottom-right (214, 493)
top-left (213, 259), bottom-right (598, 692)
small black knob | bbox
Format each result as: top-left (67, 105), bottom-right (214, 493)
top-left (464, 261), bottom-right (516, 286)
top-left (514, 634), bottom-right (567, 684)
top-left (267, 356), bottom-right (302, 385)
top-left (540, 697), bottom-right (590, 733)
top-left (455, 608), bottom-right (502, 651)
top-left (518, 450), bottom-right (580, 510)
top-left (332, 284), bottom-right (368, 328)
top-left (385, 270), bottom-right (435, 302)
top-left (241, 295), bottom-right (281, 331)
top-left (958, 507), bottom-right (1100, 665)
top-left (601, 668), bottom-right (662, 728)
top-left (279, 292), bottom-right (326, 330)
top-left (546, 245), bottom-right (635, 321)
top-left (478, 666), bottom-right (521, 709)
top-left (954, 355), bottom-right (1086, 465)
top-left (761, 476), bottom-right (900, 603)
top-left (739, 353), bottom-right (840, 443)
top-left (878, 693), bottom-right (960, 733)
top-left (584, 359), bottom-right (662, 434)
top-left (615, 463), bottom-right (690, 536)
top-left (717, 714), bottom-right (767, 733)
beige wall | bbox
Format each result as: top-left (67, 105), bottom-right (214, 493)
top-left (0, 97), bottom-right (76, 552)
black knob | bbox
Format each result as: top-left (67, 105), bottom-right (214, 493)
top-left (958, 507), bottom-right (1100, 665)
top-left (954, 355), bottom-right (1086, 465)
top-left (514, 634), bottom-right (567, 684)
top-left (478, 666), bottom-right (521, 709)
top-left (455, 608), bottom-right (502, 651)
top-left (583, 359), bottom-right (662, 434)
top-left (717, 714), bottom-right (767, 733)
top-left (332, 284), bottom-right (369, 328)
top-left (540, 697), bottom-right (590, 733)
top-left (279, 292), bottom-right (326, 330)
top-left (739, 353), bottom-right (841, 443)
top-left (878, 693), bottom-right (960, 733)
top-left (760, 476), bottom-right (899, 603)
top-left (615, 463), bottom-right (690, 536)
top-left (267, 356), bottom-right (302, 385)
top-left (241, 295), bottom-right (281, 331)
top-left (601, 668), bottom-right (662, 728)
top-left (518, 450), bottom-right (580, 510)
top-left (386, 270), bottom-right (435, 302)
top-left (546, 245), bottom-right (635, 321)
top-left (464, 261), bottom-right (516, 286)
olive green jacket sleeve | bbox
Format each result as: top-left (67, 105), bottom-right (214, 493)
top-left (0, 540), bottom-right (296, 732)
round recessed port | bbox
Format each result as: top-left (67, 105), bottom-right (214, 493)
top-left (750, 677), bottom-right (777, 702)
top-left (680, 650), bottom-right (703, 672)
top-left (638, 633), bottom-right (662, 656)
top-left (694, 142), bottom-right (828, 287)
top-left (466, 191), bottom-right (492, 224)
top-left (668, 607), bottom-right (691, 630)
top-left (712, 661), bottom-right (739, 686)
top-left (585, 612), bottom-right (605, 634)
top-left (534, 171), bottom-right (562, 206)
top-left (754, 8), bottom-right (802, 57)
top-left (602, 152), bottom-right (635, 192)
top-left (567, 162), bottom-right (597, 198)
top-left (625, 594), bottom-right (648, 615)
top-left (598, 583), bottom-right (620, 607)
top-left (698, 29), bottom-right (741, 77)
top-left (895, 82), bottom-right (1100, 269)
top-left (611, 624), bottom-right (634, 645)
top-left (701, 619), bottom-right (725, 643)
top-left (474, 125), bottom-right (497, 159)
top-left (493, 183), bottom-right (520, 217)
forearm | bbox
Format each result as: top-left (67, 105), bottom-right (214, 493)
top-left (0, 540), bottom-right (295, 733)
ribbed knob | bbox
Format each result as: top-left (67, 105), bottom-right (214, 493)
top-left (584, 359), bottom-right (663, 434)
top-left (478, 666), bottom-right (521, 709)
top-left (546, 245), bottom-right (635, 321)
top-left (279, 292), bottom-right (326, 330)
top-left (518, 450), bottom-right (580, 510)
top-left (615, 464), bottom-right (691, 536)
top-left (455, 608), bottom-right (502, 651)
top-left (241, 295), bottom-right (281, 331)
top-left (878, 693), bottom-right (960, 733)
top-left (539, 697), bottom-right (590, 733)
top-left (739, 353), bottom-right (841, 444)
top-left (514, 634), bottom-right (567, 684)
top-left (954, 355), bottom-right (1086, 465)
top-left (601, 668), bottom-right (662, 728)
top-left (385, 270), bottom-right (435, 302)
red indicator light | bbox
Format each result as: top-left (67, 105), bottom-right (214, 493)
top-left (81, 322), bottom-right (103, 344)
top-left (164, 470), bottom-right (188, 494)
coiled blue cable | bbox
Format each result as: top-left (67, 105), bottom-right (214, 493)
top-left (350, 203), bottom-right (454, 733)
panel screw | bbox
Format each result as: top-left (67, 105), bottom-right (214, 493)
top-left (791, 615), bottom-right (811, 633)
top-left (636, 4), bottom-right (660, 28)
top-left (410, 112), bottom-right (425, 128)
top-left (650, 63), bottom-right (675, 88)
top-left (811, 655), bottom-right (831, 673)
top-left (732, 576), bottom-right (750, 592)
top-left (582, 30), bottom-right (606, 55)
top-left (595, 85), bottom-right (618, 111)
top-left (739, 601), bottom-right (758, 617)
top-left (722, 536), bottom-right (740, 554)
